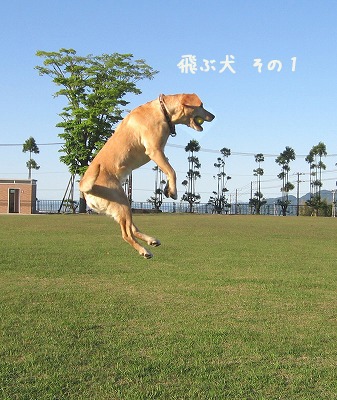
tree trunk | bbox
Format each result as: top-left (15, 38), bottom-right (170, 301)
top-left (79, 191), bottom-right (87, 213)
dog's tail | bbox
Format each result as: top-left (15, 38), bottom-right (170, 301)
top-left (79, 163), bottom-right (100, 193)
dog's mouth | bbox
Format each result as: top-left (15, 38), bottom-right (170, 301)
top-left (191, 116), bottom-right (204, 131)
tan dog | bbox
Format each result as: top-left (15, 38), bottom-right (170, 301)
top-left (80, 93), bottom-right (215, 258)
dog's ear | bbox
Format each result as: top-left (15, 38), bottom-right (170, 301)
top-left (181, 93), bottom-right (202, 107)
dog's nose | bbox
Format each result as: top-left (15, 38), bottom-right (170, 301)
top-left (206, 112), bottom-right (215, 122)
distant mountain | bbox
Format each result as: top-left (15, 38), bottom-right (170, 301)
top-left (265, 190), bottom-right (334, 205)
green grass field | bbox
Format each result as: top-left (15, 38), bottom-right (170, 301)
top-left (0, 213), bottom-right (336, 399)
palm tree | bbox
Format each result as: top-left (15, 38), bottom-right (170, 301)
top-left (250, 153), bottom-right (265, 214)
top-left (22, 137), bottom-right (40, 179)
top-left (314, 142), bottom-right (327, 200)
top-left (182, 140), bottom-right (201, 212)
top-left (208, 147), bottom-right (231, 214)
top-left (148, 166), bottom-right (166, 210)
top-left (305, 151), bottom-right (315, 198)
top-left (275, 146), bottom-right (296, 216)
top-left (254, 153), bottom-right (264, 195)
top-left (305, 142), bottom-right (327, 215)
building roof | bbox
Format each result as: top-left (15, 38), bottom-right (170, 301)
top-left (0, 179), bottom-right (37, 184)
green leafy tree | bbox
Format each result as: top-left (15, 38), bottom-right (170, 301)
top-left (35, 48), bottom-right (158, 212)
top-left (22, 136), bottom-right (40, 179)
top-left (181, 140), bottom-right (201, 213)
top-left (275, 146), bottom-right (296, 216)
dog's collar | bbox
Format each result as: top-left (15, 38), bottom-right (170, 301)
top-left (159, 94), bottom-right (176, 137)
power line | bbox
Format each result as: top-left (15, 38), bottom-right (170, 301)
top-left (0, 142), bottom-right (63, 147)
top-left (167, 144), bottom-right (337, 158)
top-left (1, 141), bottom-right (337, 159)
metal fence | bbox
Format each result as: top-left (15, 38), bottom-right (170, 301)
top-left (132, 202), bottom-right (301, 216)
top-left (36, 199), bottom-right (335, 216)
top-left (36, 200), bottom-right (78, 214)
top-left (36, 200), bottom-right (62, 213)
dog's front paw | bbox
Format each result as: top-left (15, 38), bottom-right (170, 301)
top-left (164, 185), bottom-right (170, 198)
top-left (164, 183), bottom-right (177, 199)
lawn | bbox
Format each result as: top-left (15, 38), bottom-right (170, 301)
top-left (0, 214), bottom-right (336, 399)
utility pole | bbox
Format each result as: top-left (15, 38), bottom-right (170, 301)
top-left (332, 189), bottom-right (336, 217)
top-left (235, 189), bottom-right (238, 214)
top-left (250, 181), bottom-right (253, 214)
top-left (123, 174), bottom-right (133, 205)
top-left (296, 172), bottom-right (304, 216)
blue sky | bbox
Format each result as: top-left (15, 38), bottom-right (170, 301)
top-left (1, 0), bottom-right (337, 203)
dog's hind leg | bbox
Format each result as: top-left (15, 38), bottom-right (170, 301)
top-left (117, 213), bottom-right (153, 259)
top-left (90, 176), bottom-right (154, 259)
top-left (132, 224), bottom-right (161, 247)
top-left (80, 162), bottom-right (100, 193)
